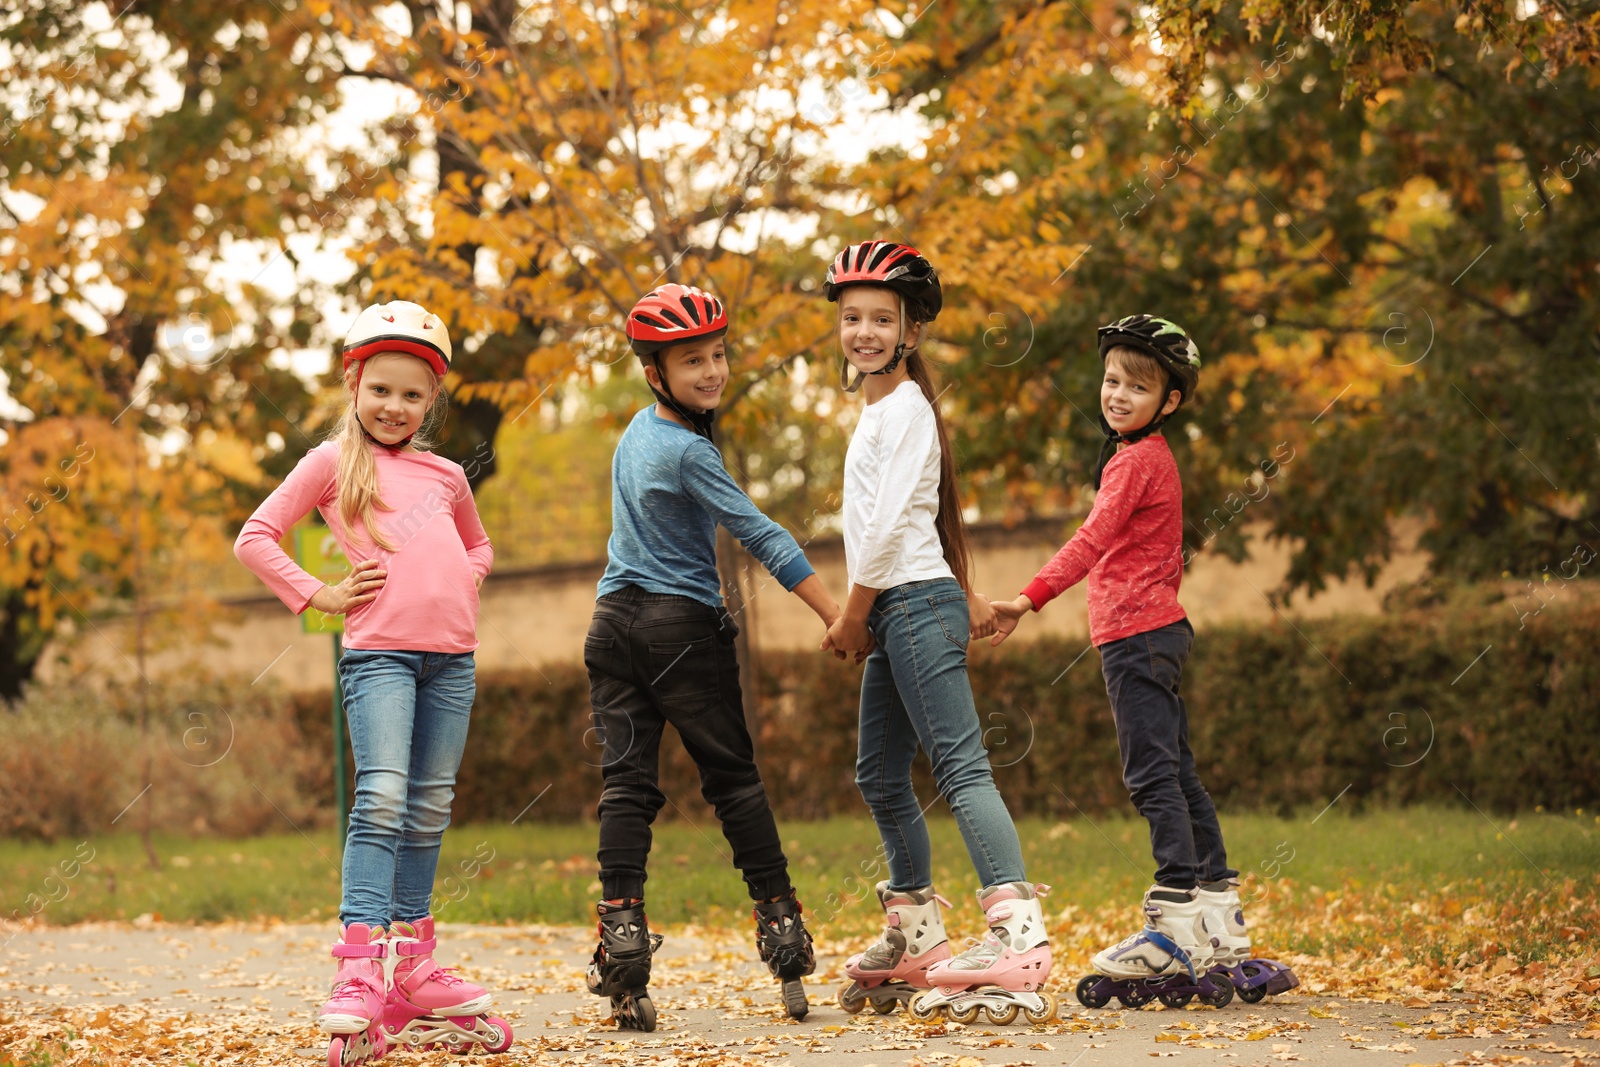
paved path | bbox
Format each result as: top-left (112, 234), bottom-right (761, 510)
top-left (1, 923), bottom-right (1592, 1065)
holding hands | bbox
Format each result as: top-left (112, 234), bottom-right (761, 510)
top-left (988, 594), bottom-right (1035, 647)
top-left (822, 613), bottom-right (875, 663)
top-left (968, 592), bottom-right (998, 640)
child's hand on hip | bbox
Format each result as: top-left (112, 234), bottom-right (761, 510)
top-left (311, 558), bottom-right (385, 615)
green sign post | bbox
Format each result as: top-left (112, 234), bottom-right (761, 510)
top-left (295, 523), bottom-right (351, 849)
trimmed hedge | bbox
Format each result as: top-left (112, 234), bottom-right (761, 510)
top-left (284, 593), bottom-right (1600, 824)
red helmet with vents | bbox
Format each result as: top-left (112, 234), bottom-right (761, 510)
top-left (823, 241), bottom-right (942, 322)
top-left (626, 284), bottom-right (729, 357)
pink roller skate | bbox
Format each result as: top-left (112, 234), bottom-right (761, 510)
top-left (319, 923), bottom-right (389, 1066)
top-left (911, 882), bottom-right (1058, 1025)
top-left (838, 882), bottom-right (952, 1015)
top-left (382, 916), bottom-right (513, 1053)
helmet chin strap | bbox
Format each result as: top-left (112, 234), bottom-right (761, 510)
top-left (841, 297), bottom-right (910, 393)
top-left (1093, 382), bottom-right (1177, 489)
top-left (649, 357), bottom-right (717, 440)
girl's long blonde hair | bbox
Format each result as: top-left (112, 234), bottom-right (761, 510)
top-left (331, 360), bottom-right (448, 551)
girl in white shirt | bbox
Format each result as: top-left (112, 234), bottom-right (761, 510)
top-left (823, 242), bottom-right (1056, 1024)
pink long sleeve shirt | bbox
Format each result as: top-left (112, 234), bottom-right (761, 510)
top-left (1020, 435), bottom-right (1188, 646)
top-left (233, 442), bottom-right (493, 653)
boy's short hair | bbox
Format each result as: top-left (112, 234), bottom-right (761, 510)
top-left (1104, 344), bottom-right (1180, 400)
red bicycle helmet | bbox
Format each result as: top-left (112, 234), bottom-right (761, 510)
top-left (824, 241), bottom-right (942, 391)
top-left (824, 241), bottom-right (942, 321)
top-left (625, 284), bottom-right (729, 439)
top-left (626, 284), bottom-right (729, 357)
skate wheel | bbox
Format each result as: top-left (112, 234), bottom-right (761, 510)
top-left (1117, 986), bottom-right (1153, 1009)
top-left (1158, 991), bottom-right (1193, 1009)
top-left (871, 998), bottom-right (898, 1015)
top-left (783, 979), bottom-right (809, 1020)
top-left (1200, 973), bottom-right (1234, 1009)
top-left (985, 1003), bottom-right (1019, 1026)
top-left (481, 1016), bottom-right (515, 1054)
top-left (1236, 963), bottom-right (1267, 1004)
top-left (1023, 993), bottom-right (1058, 1024)
top-left (907, 990), bottom-right (941, 1022)
top-left (838, 985), bottom-right (867, 1014)
top-left (327, 1037), bottom-right (343, 1067)
top-left (637, 993), bottom-right (658, 1032)
top-left (1075, 974), bottom-right (1112, 1010)
top-left (947, 1002), bottom-right (981, 1024)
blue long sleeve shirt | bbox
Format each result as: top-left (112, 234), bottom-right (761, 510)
top-left (598, 407), bottom-right (815, 607)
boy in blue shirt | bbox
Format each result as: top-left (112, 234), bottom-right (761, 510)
top-left (582, 284), bottom-right (844, 1028)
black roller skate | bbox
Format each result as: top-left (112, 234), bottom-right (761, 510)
top-left (1197, 878), bottom-right (1300, 1003)
top-left (753, 891), bottom-right (816, 1020)
top-left (586, 899), bottom-right (663, 1032)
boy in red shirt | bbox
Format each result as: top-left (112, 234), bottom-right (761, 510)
top-left (993, 315), bottom-right (1292, 1005)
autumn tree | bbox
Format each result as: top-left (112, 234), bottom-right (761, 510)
top-left (850, 0), bottom-right (1600, 596)
top-left (0, 0), bottom-right (384, 697)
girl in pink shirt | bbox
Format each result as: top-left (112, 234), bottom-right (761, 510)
top-left (234, 301), bottom-right (512, 1063)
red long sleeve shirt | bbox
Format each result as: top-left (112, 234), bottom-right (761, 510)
top-left (1020, 435), bottom-right (1188, 646)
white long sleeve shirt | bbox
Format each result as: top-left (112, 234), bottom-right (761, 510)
top-left (843, 380), bottom-right (955, 590)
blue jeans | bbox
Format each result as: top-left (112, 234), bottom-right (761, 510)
top-left (338, 648), bottom-right (476, 928)
top-left (857, 578), bottom-right (1026, 891)
top-left (1099, 619), bottom-right (1237, 888)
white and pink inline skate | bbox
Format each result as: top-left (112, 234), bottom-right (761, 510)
top-left (908, 882), bottom-right (1057, 1025)
top-left (381, 916), bottom-right (513, 1053)
top-left (838, 882), bottom-right (952, 1015)
top-left (319, 924), bottom-right (389, 1066)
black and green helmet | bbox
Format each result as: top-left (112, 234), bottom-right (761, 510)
top-left (1096, 314), bottom-right (1202, 401)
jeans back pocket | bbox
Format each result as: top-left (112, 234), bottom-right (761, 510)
top-left (925, 591), bottom-right (971, 651)
top-left (646, 635), bottom-right (723, 715)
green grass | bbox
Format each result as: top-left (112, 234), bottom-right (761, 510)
top-left (3, 808), bottom-right (1596, 958)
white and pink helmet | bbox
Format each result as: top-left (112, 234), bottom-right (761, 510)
top-left (342, 301), bottom-right (452, 382)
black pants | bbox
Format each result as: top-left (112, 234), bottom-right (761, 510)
top-left (585, 586), bottom-right (792, 903)
top-left (1099, 618), bottom-right (1238, 889)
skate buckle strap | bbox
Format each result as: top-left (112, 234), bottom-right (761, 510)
top-left (886, 914), bottom-right (902, 928)
top-left (331, 941), bottom-right (386, 959)
top-left (1034, 883), bottom-right (1051, 897)
top-left (392, 936), bottom-right (439, 957)
top-left (396, 959), bottom-right (467, 997)
top-left (1139, 927), bottom-right (1198, 981)
top-left (933, 892), bottom-right (952, 908)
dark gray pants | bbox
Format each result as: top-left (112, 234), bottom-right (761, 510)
top-left (585, 586), bottom-right (792, 902)
top-left (1100, 619), bottom-right (1237, 888)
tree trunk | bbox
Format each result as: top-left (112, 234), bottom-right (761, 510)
top-left (715, 526), bottom-right (760, 756)
top-left (0, 588), bottom-right (40, 704)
